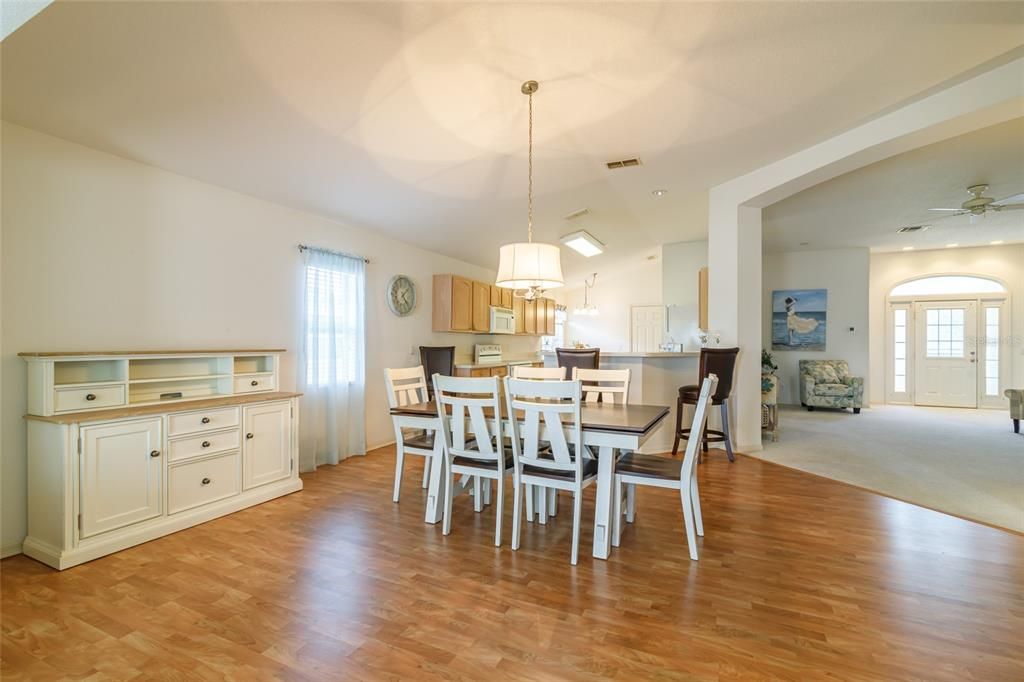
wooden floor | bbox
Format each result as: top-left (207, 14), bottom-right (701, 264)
top-left (3, 448), bottom-right (1022, 681)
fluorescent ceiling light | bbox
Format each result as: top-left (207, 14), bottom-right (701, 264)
top-left (901, 246), bottom-right (914, 251)
top-left (560, 230), bottom-right (605, 258)
top-left (990, 240), bottom-right (1004, 245)
top-left (945, 243), bottom-right (958, 248)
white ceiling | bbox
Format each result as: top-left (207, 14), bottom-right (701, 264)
top-left (3, 2), bottom-right (1023, 279)
top-left (763, 117), bottom-right (1024, 253)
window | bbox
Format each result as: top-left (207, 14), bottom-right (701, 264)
top-left (304, 263), bottom-right (363, 386)
top-left (541, 306), bottom-right (567, 352)
top-left (893, 308), bottom-right (907, 393)
top-left (925, 308), bottom-right (964, 358)
top-left (984, 307), bottom-right (1000, 396)
top-left (891, 275), bottom-right (1005, 297)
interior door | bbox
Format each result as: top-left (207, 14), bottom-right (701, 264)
top-left (914, 301), bottom-right (977, 407)
top-left (243, 402), bottom-right (292, 490)
top-left (631, 305), bottom-right (666, 353)
top-left (80, 418), bottom-right (163, 538)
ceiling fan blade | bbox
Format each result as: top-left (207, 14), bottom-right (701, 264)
top-left (994, 203), bottom-right (1024, 211)
top-left (928, 208), bottom-right (962, 212)
top-left (994, 192), bottom-right (1024, 205)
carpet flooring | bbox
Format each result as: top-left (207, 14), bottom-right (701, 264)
top-left (753, 404), bottom-right (1024, 533)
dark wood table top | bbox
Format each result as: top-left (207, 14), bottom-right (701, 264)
top-left (390, 400), bottom-right (670, 435)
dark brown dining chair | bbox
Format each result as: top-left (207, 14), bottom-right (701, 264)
top-left (419, 346), bottom-right (455, 399)
top-left (555, 347), bottom-right (600, 374)
top-left (672, 347), bottom-right (739, 462)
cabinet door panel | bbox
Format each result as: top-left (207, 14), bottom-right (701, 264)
top-left (513, 297), bottom-right (525, 334)
top-left (490, 285), bottom-right (502, 307)
top-left (243, 402), bottom-right (292, 490)
top-left (80, 418), bottom-right (163, 538)
top-left (472, 281), bottom-right (491, 332)
top-left (501, 288), bottom-right (513, 309)
top-left (524, 299), bottom-right (537, 335)
top-left (544, 299), bottom-right (556, 336)
top-left (451, 277), bottom-right (473, 331)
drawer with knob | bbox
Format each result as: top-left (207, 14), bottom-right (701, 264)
top-left (234, 373), bottom-right (274, 394)
top-left (168, 451), bottom-right (241, 515)
top-left (167, 428), bottom-right (240, 463)
top-left (167, 406), bottom-right (240, 437)
top-left (54, 384), bottom-right (126, 413)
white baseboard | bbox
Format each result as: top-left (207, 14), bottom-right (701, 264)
top-left (2, 543), bottom-right (23, 559)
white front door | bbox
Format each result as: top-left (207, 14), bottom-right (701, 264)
top-left (914, 301), bottom-right (977, 407)
top-left (630, 305), bottom-right (665, 353)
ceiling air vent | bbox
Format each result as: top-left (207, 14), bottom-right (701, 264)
top-left (896, 225), bottom-right (930, 234)
top-left (606, 158), bottom-right (642, 170)
top-left (563, 207), bottom-right (590, 221)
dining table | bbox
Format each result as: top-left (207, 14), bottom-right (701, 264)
top-left (388, 398), bottom-right (670, 560)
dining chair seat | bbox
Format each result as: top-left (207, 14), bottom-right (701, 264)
top-left (453, 453), bottom-right (514, 469)
top-left (401, 429), bottom-right (434, 450)
top-left (523, 456), bottom-right (599, 480)
top-left (615, 452), bottom-right (684, 480)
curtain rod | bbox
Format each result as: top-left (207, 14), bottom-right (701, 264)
top-left (297, 244), bottom-right (369, 263)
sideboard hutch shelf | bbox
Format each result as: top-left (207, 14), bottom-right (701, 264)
top-left (20, 349), bottom-right (301, 570)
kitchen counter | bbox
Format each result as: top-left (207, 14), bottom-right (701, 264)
top-left (454, 356), bottom-right (543, 370)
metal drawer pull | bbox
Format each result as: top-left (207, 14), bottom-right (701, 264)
top-left (250, 380), bottom-right (259, 386)
top-left (201, 417), bottom-right (211, 424)
top-left (150, 450), bottom-right (160, 458)
top-left (201, 441), bottom-right (211, 448)
top-left (246, 433), bottom-right (254, 440)
top-left (85, 393), bottom-right (97, 401)
top-left (201, 477), bottom-right (211, 486)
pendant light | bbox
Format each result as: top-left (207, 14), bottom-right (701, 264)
top-left (495, 80), bottom-right (564, 300)
top-left (573, 273), bottom-right (599, 316)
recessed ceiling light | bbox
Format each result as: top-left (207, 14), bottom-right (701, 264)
top-left (902, 246), bottom-right (915, 251)
top-left (560, 230), bottom-right (605, 258)
top-left (945, 243), bottom-right (958, 248)
top-left (990, 240), bottom-right (1004, 245)
top-left (652, 189), bottom-right (668, 197)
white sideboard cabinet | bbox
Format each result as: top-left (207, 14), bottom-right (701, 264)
top-left (20, 350), bottom-right (302, 570)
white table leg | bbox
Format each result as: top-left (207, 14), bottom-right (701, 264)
top-left (423, 439), bottom-right (445, 524)
top-left (592, 445), bottom-right (615, 559)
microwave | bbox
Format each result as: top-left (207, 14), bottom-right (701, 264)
top-left (489, 306), bottom-right (516, 334)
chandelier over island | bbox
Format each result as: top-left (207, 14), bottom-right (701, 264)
top-left (495, 80), bottom-right (564, 301)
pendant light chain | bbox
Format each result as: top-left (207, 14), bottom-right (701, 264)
top-left (527, 87), bottom-right (534, 244)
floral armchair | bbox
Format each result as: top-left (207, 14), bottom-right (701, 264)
top-left (799, 360), bottom-right (863, 414)
top-left (1006, 389), bottom-right (1022, 434)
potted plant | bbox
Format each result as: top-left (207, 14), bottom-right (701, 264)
top-left (761, 349), bottom-right (778, 375)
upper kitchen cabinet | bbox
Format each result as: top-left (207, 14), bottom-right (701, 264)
top-left (433, 274), bottom-right (553, 335)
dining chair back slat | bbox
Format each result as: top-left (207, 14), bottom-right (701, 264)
top-left (511, 365), bottom-right (566, 380)
top-left (432, 374), bottom-right (503, 462)
top-left (385, 365), bottom-right (429, 408)
top-left (573, 368), bottom-right (631, 405)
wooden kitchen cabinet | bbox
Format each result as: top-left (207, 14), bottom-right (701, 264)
top-left (543, 298), bottom-right (556, 336)
top-left (698, 267), bottom-right (709, 331)
top-left (490, 285), bottom-right (502, 307)
top-left (524, 298), bottom-right (537, 334)
top-left (500, 288), bottom-right (513, 309)
top-left (472, 281), bottom-right (491, 332)
top-left (433, 275), bottom-right (474, 332)
top-left (513, 297), bottom-right (525, 334)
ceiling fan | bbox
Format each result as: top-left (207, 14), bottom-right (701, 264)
top-left (928, 184), bottom-right (1024, 221)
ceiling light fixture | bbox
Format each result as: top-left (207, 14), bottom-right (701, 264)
top-left (990, 240), bottom-right (1004, 245)
top-left (496, 80), bottom-right (564, 300)
top-left (652, 189), bottom-right (668, 197)
top-left (946, 243), bottom-right (959, 248)
top-left (901, 246), bottom-right (915, 251)
top-left (560, 229), bottom-right (605, 258)
top-left (573, 273), bottom-right (599, 316)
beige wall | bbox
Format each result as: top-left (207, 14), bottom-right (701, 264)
top-left (869, 244), bottom-right (1024, 404)
top-left (762, 248), bottom-right (871, 404)
top-left (0, 122), bottom-right (538, 555)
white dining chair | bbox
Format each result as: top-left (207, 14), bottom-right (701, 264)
top-left (511, 365), bottom-right (566, 380)
top-left (612, 374), bottom-right (718, 561)
top-left (504, 377), bottom-right (596, 565)
top-left (384, 366), bottom-right (438, 503)
top-left (432, 374), bottom-right (513, 546)
top-left (573, 367), bottom-right (631, 404)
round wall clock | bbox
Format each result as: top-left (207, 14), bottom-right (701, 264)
top-left (386, 274), bottom-right (417, 316)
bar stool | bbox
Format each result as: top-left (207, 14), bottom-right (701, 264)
top-left (555, 347), bottom-right (600, 374)
top-left (419, 346), bottom-right (455, 399)
top-left (672, 347), bottom-right (739, 462)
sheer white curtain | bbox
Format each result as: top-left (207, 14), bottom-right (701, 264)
top-left (297, 247), bottom-right (366, 471)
